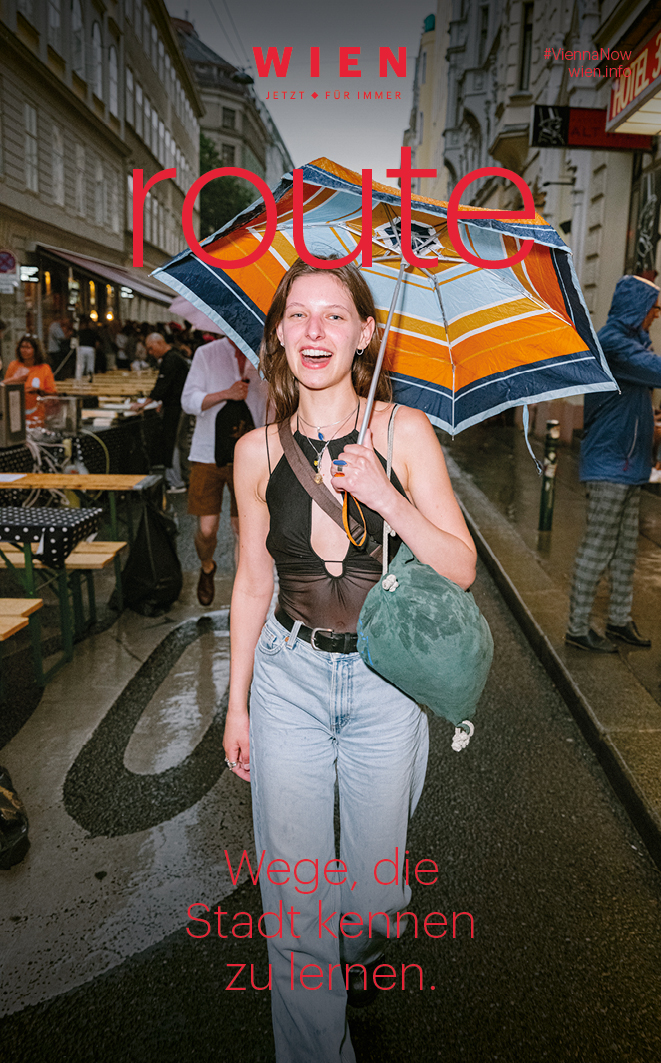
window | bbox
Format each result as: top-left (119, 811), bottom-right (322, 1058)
top-left (478, 6), bottom-right (489, 65)
top-left (48, 0), bottom-right (61, 52)
top-left (72, 0), bottom-right (85, 78)
top-left (125, 0), bottom-right (133, 22)
top-left (126, 68), bottom-right (134, 126)
top-left (152, 108), bottom-right (158, 156)
top-left (419, 111), bottom-right (424, 144)
top-left (421, 51), bottom-right (427, 86)
top-left (143, 7), bottom-right (150, 54)
top-left (135, 0), bottom-right (142, 41)
top-left (144, 191), bottom-right (152, 244)
top-left (75, 143), bottom-right (85, 215)
top-left (127, 173), bottom-right (133, 232)
top-left (151, 24), bottom-right (158, 68)
top-left (221, 143), bottom-right (235, 166)
top-left (135, 82), bottom-right (143, 138)
top-left (109, 46), bottom-right (118, 116)
top-left (109, 170), bottom-right (119, 232)
top-left (52, 123), bottom-right (64, 205)
top-left (519, 3), bottom-right (534, 91)
top-left (144, 95), bottom-right (151, 150)
top-left (158, 118), bottom-right (165, 164)
top-left (222, 107), bottom-right (236, 130)
top-left (158, 38), bottom-right (165, 82)
top-left (24, 103), bottom-right (38, 193)
top-left (94, 160), bottom-right (106, 226)
top-left (91, 22), bottom-right (103, 99)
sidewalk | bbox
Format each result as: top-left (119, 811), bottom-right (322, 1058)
top-left (442, 422), bottom-right (661, 871)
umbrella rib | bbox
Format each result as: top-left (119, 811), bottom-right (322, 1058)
top-left (423, 269), bottom-right (457, 436)
top-left (357, 259), bottom-right (407, 446)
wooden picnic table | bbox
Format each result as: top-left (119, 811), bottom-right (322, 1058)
top-left (0, 474), bottom-right (152, 610)
top-left (0, 473), bottom-right (147, 491)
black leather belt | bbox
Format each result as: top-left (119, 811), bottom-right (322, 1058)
top-left (275, 607), bottom-right (359, 654)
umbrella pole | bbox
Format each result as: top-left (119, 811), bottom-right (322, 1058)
top-left (358, 260), bottom-right (407, 446)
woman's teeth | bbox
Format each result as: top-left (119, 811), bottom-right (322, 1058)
top-left (301, 349), bottom-right (332, 359)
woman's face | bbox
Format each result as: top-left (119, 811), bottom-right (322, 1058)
top-left (19, 340), bottom-right (36, 365)
top-left (276, 274), bottom-right (375, 392)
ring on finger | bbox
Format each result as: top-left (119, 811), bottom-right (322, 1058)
top-left (225, 758), bottom-right (238, 768)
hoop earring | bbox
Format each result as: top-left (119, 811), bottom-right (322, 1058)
top-left (355, 348), bottom-right (364, 357)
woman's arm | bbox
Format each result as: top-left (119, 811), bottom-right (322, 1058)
top-left (223, 426), bottom-right (274, 782)
top-left (332, 406), bottom-right (477, 590)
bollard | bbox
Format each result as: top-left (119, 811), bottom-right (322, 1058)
top-left (538, 420), bottom-right (560, 532)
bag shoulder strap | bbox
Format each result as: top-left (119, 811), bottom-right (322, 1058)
top-left (277, 419), bottom-right (382, 561)
top-left (381, 404), bottom-right (400, 577)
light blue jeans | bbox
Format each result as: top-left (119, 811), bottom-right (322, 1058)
top-left (250, 615), bottom-right (429, 1063)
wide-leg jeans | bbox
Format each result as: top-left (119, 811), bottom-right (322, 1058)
top-left (249, 615), bottom-right (429, 1063)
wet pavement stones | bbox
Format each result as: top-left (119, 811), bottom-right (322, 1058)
top-left (2, 560), bottom-right (661, 1062)
top-left (443, 423), bottom-right (661, 872)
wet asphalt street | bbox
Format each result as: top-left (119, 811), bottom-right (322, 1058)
top-left (2, 555), bottom-right (661, 1063)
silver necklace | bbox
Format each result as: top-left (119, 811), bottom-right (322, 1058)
top-left (297, 402), bottom-right (360, 484)
top-left (298, 401), bottom-right (360, 440)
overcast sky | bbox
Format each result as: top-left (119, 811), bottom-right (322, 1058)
top-left (165, 0), bottom-right (437, 186)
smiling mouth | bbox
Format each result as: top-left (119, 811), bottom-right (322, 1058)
top-left (300, 348), bottom-right (333, 367)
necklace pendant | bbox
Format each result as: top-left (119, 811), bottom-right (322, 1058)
top-left (314, 472), bottom-right (324, 484)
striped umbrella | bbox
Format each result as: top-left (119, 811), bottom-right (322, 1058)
top-left (153, 158), bottom-right (616, 439)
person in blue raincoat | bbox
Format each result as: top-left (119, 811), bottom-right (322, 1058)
top-left (566, 274), bottom-right (661, 652)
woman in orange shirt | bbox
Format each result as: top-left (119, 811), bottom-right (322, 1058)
top-left (5, 335), bottom-right (56, 420)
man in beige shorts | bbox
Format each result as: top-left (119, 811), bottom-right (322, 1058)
top-left (181, 336), bottom-right (268, 606)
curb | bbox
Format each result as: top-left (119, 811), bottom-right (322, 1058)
top-left (455, 486), bottom-right (661, 874)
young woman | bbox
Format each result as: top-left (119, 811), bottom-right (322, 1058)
top-left (5, 335), bottom-right (57, 420)
top-left (224, 258), bottom-right (476, 1062)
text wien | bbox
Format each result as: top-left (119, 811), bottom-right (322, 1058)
top-left (252, 46), bottom-right (408, 79)
top-left (132, 148), bottom-right (538, 273)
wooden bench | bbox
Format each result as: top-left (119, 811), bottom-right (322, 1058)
top-left (0, 599), bottom-right (44, 699)
top-left (0, 543), bottom-right (126, 681)
top-left (0, 541), bottom-right (126, 569)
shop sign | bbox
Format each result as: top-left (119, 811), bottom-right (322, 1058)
top-left (0, 249), bottom-right (19, 294)
top-left (607, 22), bottom-right (661, 130)
top-left (531, 106), bottom-right (652, 150)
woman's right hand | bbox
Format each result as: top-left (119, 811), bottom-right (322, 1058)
top-left (6, 365), bottom-right (29, 382)
top-left (223, 709), bottom-right (251, 783)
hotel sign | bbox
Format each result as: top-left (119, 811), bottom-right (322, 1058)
top-left (607, 21), bottom-right (661, 131)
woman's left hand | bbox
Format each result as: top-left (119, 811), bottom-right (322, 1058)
top-left (329, 428), bottom-right (395, 511)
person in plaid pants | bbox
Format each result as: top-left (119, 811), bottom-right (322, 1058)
top-left (566, 275), bottom-right (661, 652)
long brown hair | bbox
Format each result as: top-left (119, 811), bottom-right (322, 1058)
top-left (15, 335), bottom-right (45, 365)
top-left (259, 257), bottom-right (391, 422)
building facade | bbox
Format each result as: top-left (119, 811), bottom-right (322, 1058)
top-left (173, 18), bottom-right (293, 195)
top-left (0, 0), bottom-right (203, 360)
top-left (403, 0), bottom-right (661, 437)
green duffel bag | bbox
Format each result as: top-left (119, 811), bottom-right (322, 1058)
top-left (356, 543), bottom-right (493, 744)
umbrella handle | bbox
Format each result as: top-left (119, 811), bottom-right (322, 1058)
top-left (357, 260), bottom-right (407, 446)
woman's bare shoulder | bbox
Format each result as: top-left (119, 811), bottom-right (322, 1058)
top-left (392, 404), bottom-right (436, 435)
top-left (234, 423), bottom-right (271, 466)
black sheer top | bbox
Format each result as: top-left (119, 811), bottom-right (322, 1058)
top-left (265, 427), bottom-right (406, 633)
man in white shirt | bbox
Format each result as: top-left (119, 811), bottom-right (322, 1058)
top-left (181, 336), bottom-right (268, 606)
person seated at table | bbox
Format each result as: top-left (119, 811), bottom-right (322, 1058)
top-left (5, 335), bottom-right (56, 422)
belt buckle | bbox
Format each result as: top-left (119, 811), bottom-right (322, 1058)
top-left (310, 627), bottom-right (333, 651)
